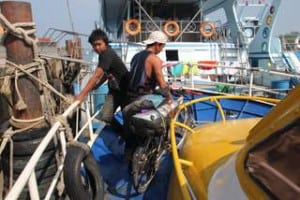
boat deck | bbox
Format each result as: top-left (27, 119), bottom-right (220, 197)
top-left (91, 126), bottom-right (172, 200)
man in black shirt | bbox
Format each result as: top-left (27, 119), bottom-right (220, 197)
top-left (76, 29), bottom-right (129, 126)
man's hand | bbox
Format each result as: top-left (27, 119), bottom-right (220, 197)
top-left (75, 67), bottom-right (104, 104)
top-left (65, 94), bottom-right (75, 105)
top-left (75, 94), bottom-right (84, 103)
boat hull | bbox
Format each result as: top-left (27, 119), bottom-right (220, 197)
top-left (167, 118), bottom-right (261, 200)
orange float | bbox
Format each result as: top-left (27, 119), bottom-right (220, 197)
top-left (266, 15), bottom-right (272, 25)
top-left (124, 19), bottom-right (141, 36)
top-left (163, 21), bottom-right (180, 37)
top-left (199, 22), bottom-right (215, 38)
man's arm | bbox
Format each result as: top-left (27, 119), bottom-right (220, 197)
top-left (151, 56), bottom-right (168, 88)
top-left (150, 56), bottom-right (172, 100)
top-left (76, 67), bottom-right (105, 103)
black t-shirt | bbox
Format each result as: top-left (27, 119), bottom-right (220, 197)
top-left (98, 46), bottom-right (129, 91)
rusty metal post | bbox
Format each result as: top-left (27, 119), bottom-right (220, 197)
top-left (1, 1), bottom-right (43, 125)
top-left (65, 37), bottom-right (82, 58)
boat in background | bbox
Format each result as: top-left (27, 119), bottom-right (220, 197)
top-left (97, 0), bottom-right (300, 98)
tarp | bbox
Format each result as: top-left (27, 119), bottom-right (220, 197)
top-left (91, 126), bottom-right (173, 199)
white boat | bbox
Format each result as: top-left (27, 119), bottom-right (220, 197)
top-left (98, 0), bottom-right (300, 98)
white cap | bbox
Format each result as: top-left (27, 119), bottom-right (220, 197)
top-left (143, 31), bottom-right (168, 45)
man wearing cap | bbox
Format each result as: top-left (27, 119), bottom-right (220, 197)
top-left (122, 31), bottom-right (172, 160)
top-left (126, 30), bottom-right (172, 103)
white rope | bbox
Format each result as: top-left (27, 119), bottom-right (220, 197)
top-left (0, 13), bottom-right (38, 59)
top-left (6, 60), bottom-right (72, 104)
top-left (0, 63), bottom-right (42, 81)
top-left (14, 70), bottom-right (27, 110)
top-left (1, 132), bottom-right (15, 189)
top-left (0, 128), bottom-right (14, 189)
top-left (1, 59), bottom-right (60, 124)
top-left (0, 128), bottom-right (13, 155)
top-left (35, 59), bottom-right (56, 121)
top-left (10, 116), bottom-right (44, 123)
top-left (0, 76), bottom-right (11, 96)
top-left (54, 115), bottom-right (73, 142)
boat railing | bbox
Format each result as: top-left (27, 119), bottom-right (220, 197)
top-left (2, 99), bottom-right (105, 200)
top-left (169, 95), bottom-right (280, 199)
top-left (123, 19), bottom-right (230, 43)
top-left (164, 61), bottom-right (300, 97)
top-left (38, 27), bottom-right (90, 58)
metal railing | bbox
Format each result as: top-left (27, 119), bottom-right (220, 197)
top-left (163, 61), bottom-right (300, 97)
top-left (3, 98), bottom-right (105, 200)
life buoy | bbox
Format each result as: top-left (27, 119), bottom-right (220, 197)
top-left (266, 15), bottom-right (272, 25)
top-left (64, 142), bottom-right (104, 200)
top-left (163, 21), bottom-right (180, 37)
top-left (199, 22), bottom-right (215, 38)
top-left (125, 19), bottom-right (141, 36)
top-left (198, 60), bottom-right (218, 70)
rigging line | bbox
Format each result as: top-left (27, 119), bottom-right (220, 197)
top-left (65, 0), bottom-right (76, 35)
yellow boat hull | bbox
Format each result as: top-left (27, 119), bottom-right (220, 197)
top-left (168, 118), bottom-right (261, 200)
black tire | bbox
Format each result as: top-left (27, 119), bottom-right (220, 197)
top-left (10, 137), bottom-right (56, 156)
top-left (1, 126), bottom-right (57, 199)
top-left (2, 149), bottom-right (56, 173)
top-left (64, 144), bottom-right (104, 200)
top-left (11, 163), bottom-right (57, 181)
top-left (4, 170), bottom-right (54, 188)
top-left (2, 168), bottom-right (55, 200)
top-left (132, 141), bottom-right (157, 194)
top-left (2, 150), bottom-right (57, 199)
top-left (12, 126), bottom-right (50, 142)
top-left (18, 180), bottom-right (54, 200)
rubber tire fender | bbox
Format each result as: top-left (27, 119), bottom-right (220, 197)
top-left (12, 126), bottom-right (50, 141)
top-left (10, 137), bottom-right (56, 156)
top-left (2, 149), bottom-right (56, 173)
top-left (63, 143), bottom-right (104, 200)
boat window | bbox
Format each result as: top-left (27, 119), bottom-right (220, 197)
top-left (246, 118), bottom-right (300, 199)
top-left (250, 58), bottom-right (259, 67)
top-left (166, 50), bottom-right (179, 61)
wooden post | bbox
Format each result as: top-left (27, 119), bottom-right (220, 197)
top-left (1, 1), bottom-right (43, 126)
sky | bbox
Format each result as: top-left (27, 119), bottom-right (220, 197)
top-left (29, 0), bottom-right (99, 41)
top-left (15, 0), bottom-right (300, 47)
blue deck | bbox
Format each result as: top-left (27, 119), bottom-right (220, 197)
top-left (88, 90), bottom-right (275, 199)
top-left (90, 125), bottom-right (173, 200)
